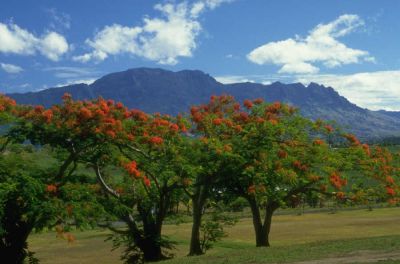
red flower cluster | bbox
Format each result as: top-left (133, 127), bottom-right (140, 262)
top-left (0, 94), bottom-right (16, 112)
top-left (313, 139), bottom-right (324, 146)
top-left (243, 99), bottom-right (253, 109)
top-left (344, 133), bottom-right (360, 146)
top-left (46, 184), bottom-right (57, 193)
top-left (256, 117), bottom-right (265, 124)
top-left (248, 185), bottom-right (256, 194)
top-left (329, 171), bottom-right (347, 189)
top-left (79, 107), bottom-right (93, 120)
top-left (386, 176), bottom-right (395, 185)
top-left (143, 176), bottom-right (151, 187)
top-left (124, 161), bottom-right (141, 178)
top-left (42, 109), bottom-right (53, 123)
top-left (386, 186), bottom-right (396, 196)
top-left (336, 192), bottom-right (345, 200)
top-left (130, 109), bottom-right (148, 122)
top-left (324, 125), bottom-right (334, 133)
top-left (362, 144), bottom-right (370, 156)
top-left (266, 101), bottom-right (281, 114)
top-left (277, 150), bottom-right (288, 159)
top-left (253, 98), bottom-right (264, 104)
top-left (170, 123), bottom-right (179, 132)
top-left (213, 118), bottom-right (223, 125)
top-left (269, 119), bottom-right (278, 125)
top-left (292, 160), bottom-right (307, 171)
top-left (149, 136), bottom-right (163, 145)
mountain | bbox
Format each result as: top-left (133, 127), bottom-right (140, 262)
top-left (8, 67), bottom-right (400, 140)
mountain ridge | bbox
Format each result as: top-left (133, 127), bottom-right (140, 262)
top-left (7, 67), bottom-right (400, 140)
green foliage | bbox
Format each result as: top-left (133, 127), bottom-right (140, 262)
top-left (200, 210), bottom-right (237, 252)
top-left (0, 144), bottom-right (106, 262)
top-left (226, 197), bottom-right (248, 212)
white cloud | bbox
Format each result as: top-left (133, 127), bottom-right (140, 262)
top-left (73, 0), bottom-right (232, 64)
top-left (73, 24), bottom-right (142, 63)
top-left (0, 22), bottom-right (69, 61)
top-left (215, 74), bottom-right (291, 85)
top-left (247, 14), bottom-right (374, 74)
top-left (40, 32), bottom-right (69, 61)
top-left (43, 66), bottom-right (100, 88)
top-left (0, 23), bottom-right (37, 55)
top-left (215, 75), bottom-right (255, 84)
top-left (0, 63), bottom-right (23, 73)
top-left (296, 71), bottom-right (400, 111)
top-left (55, 78), bottom-right (96, 87)
top-left (190, 0), bottom-right (233, 17)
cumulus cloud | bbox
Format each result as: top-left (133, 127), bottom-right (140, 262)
top-left (73, 25), bottom-right (142, 63)
top-left (73, 0), bottom-right (232, 64)
top-left (247, 14), bottom-right (374, 74)
top-left (296, 71), bottom-right (400, 111)
top-left (39, 32), bottom-right (69, 61)
top-left (0, 63), bottom-right (23, 74)
top-left (0, 22), bottom-right (69, 61)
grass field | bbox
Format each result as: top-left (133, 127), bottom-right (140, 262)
top-left (28, 207), bottom-right (400, 263)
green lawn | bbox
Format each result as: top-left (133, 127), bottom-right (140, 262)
top-left (28, 207), bottom-right (400, 263)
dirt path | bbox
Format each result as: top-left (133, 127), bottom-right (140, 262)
top-left (292, 250), bottom-right (400, 264)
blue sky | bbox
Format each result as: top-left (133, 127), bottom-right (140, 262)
top-left (1, 0), bottom-right (400, 110)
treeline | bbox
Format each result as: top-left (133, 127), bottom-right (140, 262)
top-left (0, 94), bottom-right (399, 264)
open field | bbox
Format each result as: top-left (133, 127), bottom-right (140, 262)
top-left (29, 207), bottom-right (400, 263)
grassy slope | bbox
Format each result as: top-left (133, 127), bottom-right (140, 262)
top-left (29, 207), bottom-right (400, 263)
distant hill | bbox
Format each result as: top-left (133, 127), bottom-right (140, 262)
top-left (8, 67), bottom-right (400, 140)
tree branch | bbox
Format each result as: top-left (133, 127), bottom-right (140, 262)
top-left (119, 143), bottom-right (152, 160)
top-left (98, 222), bottom-right (129, 235)
top-left (94, 164), bottom-right (120, 199)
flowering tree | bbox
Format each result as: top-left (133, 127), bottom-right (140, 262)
top-left (107, 110), bottom-right (190, 262)
top-left (189, 95), bottom-right (399, 248)
top-left (13, 95), bottom-right (190, 262)
top-left (3, 93), bottom-right (399, 262)
top-left (0, 95), bottom-right (103, 263)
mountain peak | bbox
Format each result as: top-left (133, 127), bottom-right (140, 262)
top-left (307, 82), bottom-right (323, 88)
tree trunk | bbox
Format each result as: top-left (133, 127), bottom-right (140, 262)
top-left (247, 196), bottom-right (266, 246)
top-left (139, 236), bottom-right (164, 262)
top-left (121, 214), bottom-right (165, 263)
top-left (136, 200), bottom-right (168, 262)
top-left (0, 221), bottom-right (32, 264)
top-left (189, 186), bottom-right (207, 256)
top-left (0, 199), bottom-right (35, 264)
top-left (262, 201), bottom-right (278, 247)
top-left (247, 196), bottom-right (278, 247)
